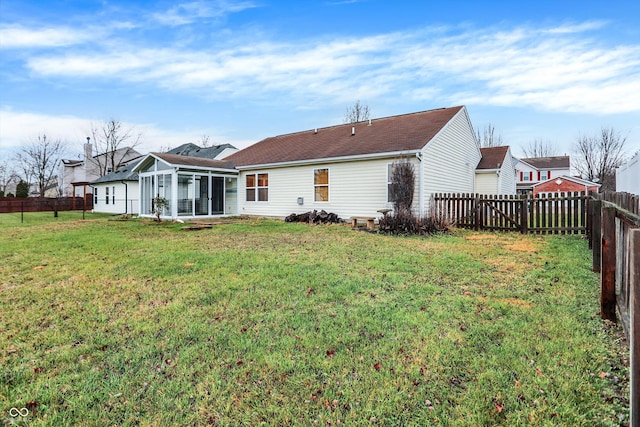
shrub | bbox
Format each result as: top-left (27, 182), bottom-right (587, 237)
top-left (378, 209), bottom-right (451, 236)
top-left (152, 196), bottom-right (169, 222)
top-left (388, 159), bottom-right (415, 212)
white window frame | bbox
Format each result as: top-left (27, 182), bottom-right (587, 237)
top-left (314, 168), bottom-right (329, 202)
top-left (246, 173), bottom-right (269, 202)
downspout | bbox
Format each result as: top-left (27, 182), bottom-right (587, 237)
top-left (416, 152), bottom-right (424, 214)
top-left (121, 181), bottom-right (128, 214)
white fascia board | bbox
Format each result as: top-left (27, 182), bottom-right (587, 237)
top-left (131, 153), bottom-right (171, 172)
top-left (234, 149), bottom-right (421, 171)
top-left (174, 165), bottom-right (238, 174)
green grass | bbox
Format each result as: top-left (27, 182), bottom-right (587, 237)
top-left (0, 214), bottom-right (629, 426)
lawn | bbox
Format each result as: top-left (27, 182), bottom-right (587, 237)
top-left (0, 213), bottom-right (629, 426)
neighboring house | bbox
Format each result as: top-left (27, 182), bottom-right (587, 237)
top-left (475, 146), bottom-right (517, 195)
top-left (616, 151), bottom-right (639, 195)
top-left (91, 159), bottom-right (142, 214)
top-left (532, 175), bottom-right (600, 197)
top-left (61, 140), bottom-right (142, 197)
top-left (514, 156), bottom-right (570, 195)
top-left (166, 142), bottom-right (238, 160)
top-left (98, 143), bottom-right (239, 216)
top-left (223, 105), bottom-right (481, 220)
top-left (133, 152), bottom-right (239, 218)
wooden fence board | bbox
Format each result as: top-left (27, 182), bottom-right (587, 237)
top-left (431, 192), bottom-right (588, 235)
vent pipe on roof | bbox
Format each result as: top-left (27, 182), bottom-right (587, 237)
top-left (314, 128), bottom-right (317, 134)
top-left (351, 126), bottom-right (355, 136)
top-left (368, 119), bottom-right (371, 126)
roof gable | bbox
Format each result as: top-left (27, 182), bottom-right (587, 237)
top-left (226, 106), bottom-right (465, 167)
top-left (477, 146), bottom-right (510, 170)
top-left (531, 175), bottom-right (601, 188)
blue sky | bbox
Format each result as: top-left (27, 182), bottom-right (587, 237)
top-left (1, 0), bottom-right (639, 163)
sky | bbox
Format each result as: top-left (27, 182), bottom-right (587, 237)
top-left (1, 0), bottom-right (639, 164)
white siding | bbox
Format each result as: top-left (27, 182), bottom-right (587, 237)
top-left (239, 157), bottom-right (419, 219)
top-left (498, 148), bottom-right (517, 194)
top-left (421, 107), bottom-right (481, 212)
top-left (93, 182), bottom-right (139, 215)
top-left (475, 172), bottom-right (497, 194)
top-left (616, 152), bottom-right (640, 195)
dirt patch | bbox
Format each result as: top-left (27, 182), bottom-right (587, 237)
top-left (505, 240), bottom-right (538, 253)
top-left (465, 234), bottom-right (498, 241)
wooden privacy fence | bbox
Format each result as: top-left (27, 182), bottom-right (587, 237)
top-left (589, 191), bottom-right (640, 426)
top-left (431, 192), bottom-right (588, 234)
top-left (0, 196), bottom-right (93, 214)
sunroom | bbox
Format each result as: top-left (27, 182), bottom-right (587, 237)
top-left (133, 153), bottom-right (239, 219)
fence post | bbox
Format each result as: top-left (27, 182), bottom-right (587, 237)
top-left (630, 229), bottom-right (640, 427)
top-left (592, 199), bottom-right (602, 272)
top-left (600, 207), bottom-right (616, 321)
top-left (473, 194), bottom-right (479, 231)
top-left (520, 197), bottom-right (527, 234)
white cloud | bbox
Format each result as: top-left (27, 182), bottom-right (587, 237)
top-left (0, 25), bottom-right (94, 49)
top-left (0, 108), bottom-right (254, 159)
top-left (5, 20), bottom-right (640, 115)
top-left (152, 0), bottom-right (257, 26)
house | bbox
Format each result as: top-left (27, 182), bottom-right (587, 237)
top-left (514, 156), bottom-right (570, 195)
top-left (165, 142), bottom-right (238, 160)
top-left (616, 151), bottom-right (639, 195)
top-left (532, 175), bottom-right (600, 197)
top-left (91, 159), bottom-right (142, 214)
top-left (475, 146), bottom-right (517, 195)
top-left (62, 139), bottom-right (142, 199)
top-left (94, 143), bottom-right (237, 215)
top-left (223, 105), bottom-right (481, 220)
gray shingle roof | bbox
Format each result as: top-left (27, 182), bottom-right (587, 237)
top-left (90, 159), bottom-right (142, 184)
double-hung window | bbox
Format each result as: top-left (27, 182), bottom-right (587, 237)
top-left (314, 169), bottom-right (329, 202)
top-left (105, 187), bottom-right (109, 204)
top-left (246, 173), bottom-right (268, 201)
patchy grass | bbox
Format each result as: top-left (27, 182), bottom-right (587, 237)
top-left (0, 214), bottom-right (629, 426)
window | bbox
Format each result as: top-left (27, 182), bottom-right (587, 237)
top-left (112, 186), bottom-right (115, 204)
top-left (540, 171), bottom-right (548, 180)
top-left (523, 174), bottom-right (530, 182)
top-left (258, 173), bottom-right (268, 201)
top-left (94, 188), bottom-right (98, 205)
top-left (387, 164), bottom-right (394, 202)
top-left (105, 186), bottom-right (109, 204)
top-left (246, 173), bottom-right (268, 201)
top-left (246, 174), bottom-right (255, 201)
top-left (314, 169), bottom-right (329, 202)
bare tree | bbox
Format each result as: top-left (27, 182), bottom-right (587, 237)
top-left (521, 139), bottom-right (557, 158)
top-left (475, 124), bottom-right (504, 148)
top-left (573, 127), bottom-right (627, 191)
top-left (343, 100), bottom-right (370, 124)
top-left (15, 134), bottom-right (65, 197)
top-left (90, 119), bottom-right (142, 175)
top-left (197, 135), bottom-right (213, 147)
top-left (388, 158), bottom-right (415, 212)
top-left (0, 160), bottom-right (19, 196)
